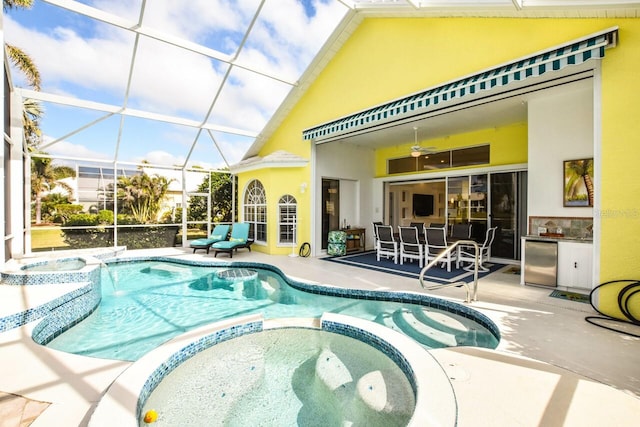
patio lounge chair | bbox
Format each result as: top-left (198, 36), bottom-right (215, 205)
top-left (189, 224), bottom-right (231, 254)
top-left (211, 223), bottom-right (253, 258)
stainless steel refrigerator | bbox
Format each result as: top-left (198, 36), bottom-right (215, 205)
top-left (524, 240), bottom-right (558, 287)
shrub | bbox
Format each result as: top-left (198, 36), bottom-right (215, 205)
top-left (97, 210), bottom-right (113, 224)
top-left (65, 213), bottom-right (99, 227)
top-left (61, 211), bottom-right (178, 249)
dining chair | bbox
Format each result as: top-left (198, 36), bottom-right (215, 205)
top-left (376, 225), bottom-right (398, 264)
top-left (458, 226), bottom-right (497, 271)
top-left (399, 226), bottom-right (424, 268)
top-left (409, 222), bottom-right (424, 231)
top-left (424, 227), bottom-right (457, 272)
top-left (451, 223), bottom-right (472, 240)
top-left (371, 221), bottom-right (383, 249)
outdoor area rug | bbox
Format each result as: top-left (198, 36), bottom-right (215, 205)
top-left (549, 289), bottom-right (590, 304)
top-left (322, 251), bottom-right (506, 284)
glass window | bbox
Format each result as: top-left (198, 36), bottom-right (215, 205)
top-left (388, 157), bottom-right (417, 174)
top-left (278, 194), bottom-right (297, 245)
top-left (243, 180), bottom-right (267, 243)
top-left (451, 145), bottom-right (490, 167)
top-left (388, 144), bottom-right (490, 174)
top-left (419, 151), bottom-right (451, 170)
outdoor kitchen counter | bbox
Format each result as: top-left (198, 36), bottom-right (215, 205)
top-left (521, 236), bottom-right (594, 290)
top-left (523, 235), bottom-right (593, 243)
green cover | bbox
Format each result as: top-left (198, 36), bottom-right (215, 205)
top-left (211, 223), bottom-right (250, 250)
top-left (190, 224), bottom-right (230, 247)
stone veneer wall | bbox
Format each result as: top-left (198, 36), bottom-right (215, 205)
top-left (528, 216), bottom-right (593, 238)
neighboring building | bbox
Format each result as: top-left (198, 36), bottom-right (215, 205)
top-left (75, 166), bottom-right (141, 212)
top-left (230, 14), bottom-right (640, 320)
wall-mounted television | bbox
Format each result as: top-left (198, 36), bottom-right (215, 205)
top-left (413, 193), bottom-right (434, 216)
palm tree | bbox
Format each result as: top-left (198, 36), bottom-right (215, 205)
top-left (5, 43), bottom-right (40, 91)
top-left (4, 0), bottom-right (43, 148)
top-left (117, 174), bottom-right (173, 223)
top-left (4, 1), bottom-right (39, 91)
top-left (22, 97), bottom-right (43, 146)
top-left (564, 159), bottom-right (594, 206)
top-left (30, 152), bottom-right (76, 224)
top-left (3, 0), bottom-right (33, 10)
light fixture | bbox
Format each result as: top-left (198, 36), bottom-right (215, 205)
top-left (299, 182), bottom-right (307, 193)
top-left (411, 127), bottom-right (421, 157)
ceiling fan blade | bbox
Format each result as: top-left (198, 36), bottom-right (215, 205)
top-left (411, 145), bottom-right (437, 153)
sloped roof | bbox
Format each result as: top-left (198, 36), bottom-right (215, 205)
top-left (230, 150), bottom-right (308, 174)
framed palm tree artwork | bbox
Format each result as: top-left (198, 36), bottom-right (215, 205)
top-left (563, 158), bottom-right (594, 207)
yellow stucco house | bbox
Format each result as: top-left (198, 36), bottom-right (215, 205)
top-left (230, 14), bottom-right (640, 321)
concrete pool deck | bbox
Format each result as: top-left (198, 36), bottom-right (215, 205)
top-left (0, 247), bottom-right (639, 426)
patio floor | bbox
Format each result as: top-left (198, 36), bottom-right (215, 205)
top-left (1, 247), bottom-right (638, 426)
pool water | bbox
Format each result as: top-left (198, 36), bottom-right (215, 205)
top-left (45, 260), bottom-right (498, 361)
top-left (140, 328), bottom-right (415, 427)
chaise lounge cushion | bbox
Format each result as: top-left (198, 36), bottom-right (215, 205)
top-left (190, 224), bottom-right (231, 253)
top-left (211, 223), bottom-right (252, 258)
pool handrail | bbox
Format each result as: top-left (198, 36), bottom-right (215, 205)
top-left (419, 239), bottom-right (480, 303)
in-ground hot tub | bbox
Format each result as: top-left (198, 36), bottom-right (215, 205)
top-left (89, 314), bottom-right (457, 427)
top-left (21, 258), bottom-right (87, 272)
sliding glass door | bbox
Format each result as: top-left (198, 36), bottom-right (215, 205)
top-left (490, 172), bottom-right (527, 260)
top-left (321, 179), bottom-right (340, 250)
top-left (447, 174), bottom-right (487, 242)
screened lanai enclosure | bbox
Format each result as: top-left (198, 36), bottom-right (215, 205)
top-left (3, 0), bottom-right (350, 255)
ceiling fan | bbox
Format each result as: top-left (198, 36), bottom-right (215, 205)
top-left (410, 127), bottom-right (436, 157)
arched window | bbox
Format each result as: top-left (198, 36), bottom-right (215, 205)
top-left (243, 180), bottom-right (267, 243)
top-left (278, 194), bottom-right (297, 245)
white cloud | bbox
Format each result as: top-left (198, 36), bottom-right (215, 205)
top-left (5, 15), bottom-right (132, 95)
top-left (5, 1), bottom-right (347, 165)
top-left (135, 150), bottom-right (185, 167)
top-left (44, 139), bottom-right (112, 161)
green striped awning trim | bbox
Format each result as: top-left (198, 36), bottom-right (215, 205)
top-left (303, 29), bottom-right (617, 142)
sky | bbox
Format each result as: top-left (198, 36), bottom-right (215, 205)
top-left (5, 0), bottom-right (350, 172)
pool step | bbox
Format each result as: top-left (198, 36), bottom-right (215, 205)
top-left (373, 311), bottom-right (404, 335)
top-left (392, 309), bottom-right (458, 348)
top-left (411, 307), bottom-right (469, 335)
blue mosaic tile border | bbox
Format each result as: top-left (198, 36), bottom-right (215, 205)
top-left (1, 266), bottom-right (96, 286)
top-left (31, 283), bottom-right (101, 345)
top-left (321, 319), bottom-right (417, 396)
top-left (0, 261), bottom-right (102, 333)
top-left (18, 257), bottom-right (86, 270)
top-left (136, 320), bottom-right (263, 421)
top-left (0, 283), bottom-right (95, 332)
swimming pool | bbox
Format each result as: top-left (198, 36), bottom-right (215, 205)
top-left (36, 257), bottom-right (499, 361)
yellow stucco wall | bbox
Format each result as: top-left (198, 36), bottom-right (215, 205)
top-left (298, 18), bottom-right (623, 130)
top-left (374, 123), bottom-right (528, 177)
top-left (237, 166), bottom-right (311, 255)
top-left (598, 22), bottom-right (640, 319)
top-left (248, 17), bottom-right (640, 319)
